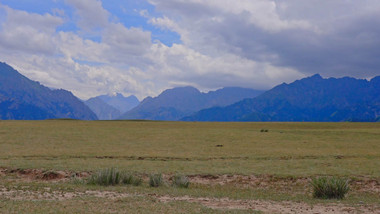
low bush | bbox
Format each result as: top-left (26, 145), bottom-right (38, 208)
top-left (87, 168), bottom-right (122, 186)
top-left (311, 177), bottom-right (350, 199)
top-left (71, 175), bottom-right (85, 185)
top-left (121, 174), bottom-right (143, 186)
top-left (172, 175), bottom-right (190, 188)
top-left (149, 174), bottom-right (164, 187)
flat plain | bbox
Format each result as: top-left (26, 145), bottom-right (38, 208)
top-left (0, 120), bottom-right (379, 213)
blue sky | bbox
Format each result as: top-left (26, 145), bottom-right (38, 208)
top-left (0, 0), bottom-right (380, 99)
top-left (0, 0), bottom-right (180, 45)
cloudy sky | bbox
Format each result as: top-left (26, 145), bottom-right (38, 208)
top-left (1, 0), bottom-right (380, 99)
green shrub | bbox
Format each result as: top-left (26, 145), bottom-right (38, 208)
top-left (121, 174), bottom-right (143, 186)
top-left (149, 174), bottom-right (164, 187)
top-left (172, 175), bottom-right (190, 188)
top-left (311, 177), bottom-right (350, 199)
top-left (71, 175), bottom-right (85, 185)
top-left (87, 168), bottom-right (122, 186)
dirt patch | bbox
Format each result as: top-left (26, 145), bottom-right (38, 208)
top-left (187, 174), bottom-right (380, 194)
top-left (0, 168), bottom-right (6, 177)
top-left (0, 188), bottom-right (378, 213)
top-left (40, 171), bottom-right (67, 180)
top-left (157, 195), bottom-right (379, 214)
top-left (1, 168), bottom-right (379, 194)
top-left (351, 178), bottom-right (380, 194)
top-left (0, 188), bottom-right (135, 201)
top-left (0, 168), bottom-right (90, 182)
top-left (161, 195), bottom-right (380, 213)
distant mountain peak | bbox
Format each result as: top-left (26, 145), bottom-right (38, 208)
top-left (85, 97), bottom-right (121, 120)
top-left (310, 74), bottom-right (322, 79)
top-left (161, 86), bottom-right (201, 96)
top-left (119, 86), bottom-right (263, 121)
top-left (86, 92), bottom-right (140, 118)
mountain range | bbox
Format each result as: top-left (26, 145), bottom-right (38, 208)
top-left (1, 61), bottom-right (379, 122)
top-left (0, 62), bottom-right (97, 120)
top-left (119, 87), bottom-right (263, 120)
top-left (84, 94), bottom-right (139, 120)
top-left (183, 74), bottom-right (380, 122)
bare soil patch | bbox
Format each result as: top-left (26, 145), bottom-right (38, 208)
top-left (1, 167), bottom-right (379, 194)
top-left (0, 188), bottom-right (378, 213)
top-left (187, 174), bottom-right (380, 194)
top-left (0, 168), bottom-right (89, 182)
top-left (156, 194), bottom-right (379, 214)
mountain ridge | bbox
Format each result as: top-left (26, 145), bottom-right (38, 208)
top-left (84, 93), bottom-right (140, 120)
top-left (182, 74), bottom-right (380, 122)
top-left (97, 93), bottom-right (139, 113)
top-left (119, 86), bottom-right (264, 120)
top-left (0, 62), bottom-right (98, 120)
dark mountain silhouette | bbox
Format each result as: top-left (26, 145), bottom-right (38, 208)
top-left (0, 62), bottom-right (97, 120)
top-left (119, 86), bottom-right (263, 120)
top-left (84, 97), bottom-right (121, 120)
top-left (183, 74), bottom-right (380, 122)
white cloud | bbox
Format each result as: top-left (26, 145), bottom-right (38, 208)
top-left (65, 0), bottom-right (109, 31)
top-left (145, 42), bottom-right (304, 91)
top-left (3, 0), bottom-right (378, 101)
top-left (102, 23), bottom-right (152, 62)
top-left (148, 0), bottom-right (380, 78)
top-left (149, 0), bottom-right (314, 33)
top-left (0, 5), bottom-right (63, 54)
top-left (0, 1), bottom-right (307, 100)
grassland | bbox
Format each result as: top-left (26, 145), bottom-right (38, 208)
top-left (0, 120), bottom-right (379, 213)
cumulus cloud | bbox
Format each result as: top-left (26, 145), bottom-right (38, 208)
top-left (102, 23), bottom-right (152, 63)
top-left (0, 2), bottom-right (152, 99)
top-left (65, 0), bottom-right (109, 31)
top-left (0, 5), bottom-right (63, 54)
top-left (1, 0), bottom-right (379, 100)
top-left (146, 43), bottom-right (303, 91)
top-left (149, 0), bottom-right (380, 78)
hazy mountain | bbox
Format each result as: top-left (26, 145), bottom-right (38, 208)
top-left (119, 86), bottom-right (263, 120)
top-left (97, 93), bottom-right (139, 113)
top-left (183, 74), bottom-right (380, 122)
top-left (0, 62), bottom-right (98, 120)
top-left (84, 93), bottom-right (139, 120)
top-left (84, 97), bottom-right (121, 120)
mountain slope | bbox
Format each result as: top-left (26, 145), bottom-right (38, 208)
top-left (119, 86), bottom-right (263, 120)
top-left (98, 93), bottom-right (139, 113)
top-left (0, 62), bottom-right (97, 120)
top-left (183, 74), bottom-right (380, 122)
top-left (84, 97), bottom-right (121, 120)
top-left (84, 93), bottom-right (140, 120)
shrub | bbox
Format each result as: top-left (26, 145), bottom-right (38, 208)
top-left (149, 174), bottom-right (164, 187)
top-left (87, 168), bottom-right (122, 186)
top-left (71, 175), bottom-right (85, 185)
top-left (172, 175), bottom-right (190, 188)
top-left (121, 174), bottom-right (143, 186)
top-left (311, 177), bottom-right (350, 199)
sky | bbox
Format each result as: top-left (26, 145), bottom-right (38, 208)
top-left (0, 0), bottom-right (380, 100)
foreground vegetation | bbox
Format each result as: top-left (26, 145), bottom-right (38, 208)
top-left (0, 120), bottom-right (379, 213)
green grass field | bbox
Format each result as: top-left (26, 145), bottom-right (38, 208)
top-left (0, 121), bottom-right (379, 213)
